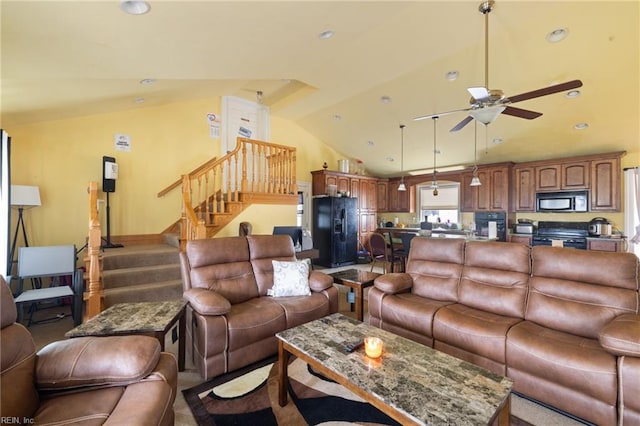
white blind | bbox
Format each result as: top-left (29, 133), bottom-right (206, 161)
top-left (419, 183), bottom-right (459, 210)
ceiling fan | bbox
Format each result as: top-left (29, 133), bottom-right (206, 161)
top-left (414, 0), bottom-right (582, 132)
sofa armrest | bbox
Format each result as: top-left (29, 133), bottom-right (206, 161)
top-left (373, 273), bottom-right (413, 294)
top-left (184, 288), bottom-right (231, 316)
top-left (599, 314), bottom-right (640, 357)
top-left (36, 335), bottom-right (161, 391)
top-left (308, 270), bottom-right (333, 292)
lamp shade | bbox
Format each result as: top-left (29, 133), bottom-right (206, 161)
top-left (470, 176), bottom-right (482, 186)
top-left (11, 185), bottom-right (41, 207)
top-left (398, 182), bottom-right (406, 191)
top-left (469, 105), bottom-right (506, 125)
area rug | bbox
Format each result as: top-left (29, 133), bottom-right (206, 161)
top-left (183, 356), bottom-right (585, 426)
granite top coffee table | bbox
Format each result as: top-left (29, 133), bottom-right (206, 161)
top-left (328, 269), bottom-right (381, 321)
top-left (65, 300), bottom-right (187, 371)
top-left (276, 313), bottom-right (513, 425)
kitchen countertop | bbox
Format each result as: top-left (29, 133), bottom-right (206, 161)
top-left (377, 227), bottom-right (496, 241)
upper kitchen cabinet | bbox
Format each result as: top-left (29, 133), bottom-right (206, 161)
top-left (376, 180), bottom-right (388, 212)
top-left (513, 152), bottom-right (624, 212)
top-left (512, 166), bottom-right (536, 212)
top-left (591, 157), bottom-right (620, 211)
top-left (387, 178), bottom-right (412, 212)
top-left (460, 165), bottom-right (511, 212)
top-left (535, 161), bottom-right (590, 191)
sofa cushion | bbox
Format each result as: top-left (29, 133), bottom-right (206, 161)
top-left (185, 237), bottom-right (258, 304)
top-left (458, 241), bottom-right (530, 318)
top-left (248, 235), bottom-right (297, 295)
top-left (405, 237), bottom-right (465, 302)
top-left (272, 293), bottom-right (331, 328)
top-left (226, 298), bottom-right (287, 351)
top-left (433, 303), bottom-right (522, 365)
top-left (268, 259), bottom-right (311, 297)
top-left (528, 247), bottom-right (638, 339)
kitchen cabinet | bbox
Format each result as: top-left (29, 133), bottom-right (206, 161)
top-left (376, 180), bottom-right (388, 212)
top-left (513, 152), bottom-right (623, 213)
top-left (536, 161), bottom-right (590, 191)
top-left (387, 178), bottom-right (411, 212)
top-left (591, 158), bottom-right (620, 211)
top-left (587, 239), bottom-right (624, 252)
top-left (513, 166), bottom-right (536, 212)
top-left (461, 165), bottom-right (510, 212)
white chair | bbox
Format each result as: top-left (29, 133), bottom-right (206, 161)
top-left (13, 245), bottom-right (82, 326)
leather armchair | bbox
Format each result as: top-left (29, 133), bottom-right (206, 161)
top-left (0, 278), bottom-right (178, 425)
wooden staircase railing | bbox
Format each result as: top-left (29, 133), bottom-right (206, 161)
top-left (180, 137), bottom-right (297, 249)
top-left (84, 138), bottom-right (297, 317)
top-left (85, 181), bottom-right (103, 320)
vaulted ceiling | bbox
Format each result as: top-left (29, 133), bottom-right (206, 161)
top-left (2, 1), bottom-right (638, 176)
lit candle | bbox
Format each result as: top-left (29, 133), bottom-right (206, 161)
top-left (364, 337), bottom-right (383, 359)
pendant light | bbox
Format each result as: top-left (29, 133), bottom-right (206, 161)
top-left (470, 121), bottom-right (482, 186)
top-left (431, 117), bottom-right (439, 196)
top-left (398, 124), bottom-right (407, 191)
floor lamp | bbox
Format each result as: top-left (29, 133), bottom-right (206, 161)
top-left (9, 185), bottom-right (41, 277)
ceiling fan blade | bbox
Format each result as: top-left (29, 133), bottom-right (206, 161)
top-left (450, 116), bottom-right (474, 132)
top-left (468, 87), bottom-right (490, 101)
top-left (413, 107), bottom-right (472, 121)
top-left (508, 80), bottom-right (583, 104)
top-left (502, 106), bottom-right (543, 120)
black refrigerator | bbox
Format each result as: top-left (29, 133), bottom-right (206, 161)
top-left (312, 197), bottom-right (358, 268)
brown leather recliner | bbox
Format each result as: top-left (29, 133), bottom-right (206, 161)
top-left (0, 278), bottom-right (178, 425)
top-left (181, 235), bottom-right (339, 380)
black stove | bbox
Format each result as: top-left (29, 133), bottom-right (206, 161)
top-left (532, 221), bottom-right (589, 249)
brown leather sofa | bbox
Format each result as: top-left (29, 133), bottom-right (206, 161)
top-left (369, 238), bottom-right (640, 425)
top-left (180, 234), bottom-right (339, 379)
top-left (0, 277), bottom-right (177, 425)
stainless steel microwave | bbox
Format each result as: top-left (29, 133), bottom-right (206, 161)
top-left (536, 191), bottom-right (588, 213)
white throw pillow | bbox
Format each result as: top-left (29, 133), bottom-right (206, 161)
top-left (268, 259), bottom-right (311, 297)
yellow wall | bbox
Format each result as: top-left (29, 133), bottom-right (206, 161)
top-left (6, 97), bottom-right (344, 248)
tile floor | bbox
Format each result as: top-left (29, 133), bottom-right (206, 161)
top-left (26, 262), bottom-right (381, 426)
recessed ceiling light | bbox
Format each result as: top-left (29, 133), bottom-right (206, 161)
top-left (546, 28), bottom-right (568, 43)
top-left (380, 96), bottom-right (391, 104)
top-left (319, 30), bottom-right (335, 40)
top-left (120, 1), bottom-right (150, 15)
top-left (139, 78), bottom-right (156, 86)
top-left (574, 122), bottom-right (589, 130)
top-left (386, 157), bottom-right (395, 162)
top-left (492, 138), bottom-right (504, 145)
top-left (367, 140), bottom-right (375, 146)
top-left (434, 149), bottom-right (441, 155)
top-left (333, 114), bottom-right (342, 121)
top-left (445, 71), bottom-right (459, 81)
top-left (134, 97), bottom-right (145, 104)
top-left (565, 90), bottom-right (581, 98)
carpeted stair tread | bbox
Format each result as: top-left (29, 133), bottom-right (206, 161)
top-left (104, 280), bottom-right (182, 308)
top-left (102, 263), bottom-right (181, 289)
top-left (102, 244), bottom-right (179, 269)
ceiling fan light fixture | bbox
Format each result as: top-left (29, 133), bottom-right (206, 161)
top-left (120, 1), bottom-right (150, 15)
top-left (469, 106), bottom-right (506, 125)
top-left (546, 28), bottom-right (568, 43)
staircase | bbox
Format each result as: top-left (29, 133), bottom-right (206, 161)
top-left (84, 137), bottom-right (298, 319)
top-left (100, 235), bottom-right (182, 308)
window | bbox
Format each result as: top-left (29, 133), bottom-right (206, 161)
top-left (417, 181), bottom-right (460, 229)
